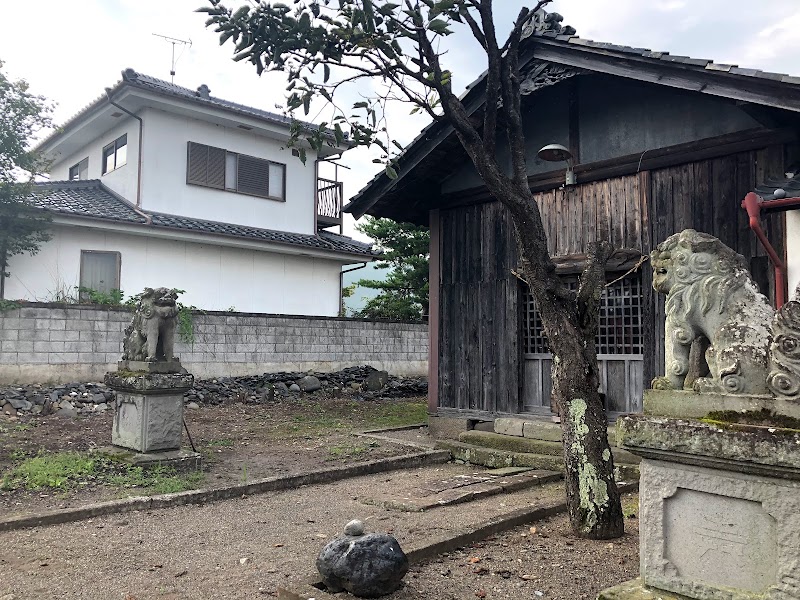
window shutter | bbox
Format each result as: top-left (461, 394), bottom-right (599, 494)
top-left (187, 142), bottom-right (226, 189)
top-left (207, 146), bottom-right (226, 189)
top-left (237, 155), bottom-right (270, 197)
top-left (187, 142), bottom-right (209, 185)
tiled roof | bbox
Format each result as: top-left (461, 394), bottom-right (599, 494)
top-left (345, 17), bottom-right (800, 218)
top-left (120, 69), bottom-right (315, 130)
top-left (30, 181), bottom-right (147, 224)
top-left (528, 31), bottom-right (800, 85)
top-left (755, 175), bottom-right (800, 201)
top-left (37, 68), bottom-right (340, 151)
top-left (30, 180), bottom-right (376, 258)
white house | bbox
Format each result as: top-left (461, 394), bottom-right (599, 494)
top-left (7, 68), bottom-right (375, 315)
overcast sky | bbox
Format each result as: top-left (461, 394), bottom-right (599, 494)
top-left (1, 1), bottom-right (798, 240)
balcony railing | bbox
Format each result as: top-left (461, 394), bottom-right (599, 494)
top-left (317, 177), bottom-right (343, 228)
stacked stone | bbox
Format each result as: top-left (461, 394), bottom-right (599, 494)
top-left (2, 366), bottom-right (428, 419)
top-left (1, 382), bottom-right (113, 418)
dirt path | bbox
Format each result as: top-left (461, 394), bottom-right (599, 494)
top-left (0, 462), bottom-right (638, 600)
top-left (1, 399), bottom-right (427, 517)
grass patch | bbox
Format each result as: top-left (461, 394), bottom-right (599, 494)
top-left (107, 464), bottom-right (205, 495)
top-left (1, 451), bottom-right (204, 495)
top-left (327, 440), bottom-right (379, 460)
top-left (207, 438), bottom-right (234, 447)
top-left (1, 452), bottom-right (98, 490)
top-left (264, 398), bottom-right (427, 440)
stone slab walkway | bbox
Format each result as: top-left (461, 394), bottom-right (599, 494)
top-left (361, 467), bottom-right (561, 512)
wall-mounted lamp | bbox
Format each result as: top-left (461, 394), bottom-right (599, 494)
top-left (538, 143), bottom-right (576, 186)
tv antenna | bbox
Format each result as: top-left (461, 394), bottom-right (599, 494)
top-left (152, 33), bottom-right (192, 83)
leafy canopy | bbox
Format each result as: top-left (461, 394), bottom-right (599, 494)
top-left (199, 0), bottom-right (546, 178)
top-left (354, 217), bottom-right (428, 320)
top-left (0, 60), bottom-right (53, 297)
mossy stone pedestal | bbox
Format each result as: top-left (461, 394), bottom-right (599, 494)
top-left (105, 369), bottom-right (201, 472)
top-left (599, 390), bottom-right (800, 600)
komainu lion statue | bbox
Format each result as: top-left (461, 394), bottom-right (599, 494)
top-left (650, 230), bottom-right (773, 395)
top-left (122, 287), bottom-right (180, 362)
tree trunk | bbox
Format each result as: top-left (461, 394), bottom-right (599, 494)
top-left (510, 197), bottom-right (624, 540)
top-left (548, 316), bottom-right (624, 539)
top-left (441, 92), bottom-right (624, 540)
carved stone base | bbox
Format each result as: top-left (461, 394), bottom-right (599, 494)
top-left (598, 578), bottom-right (689, 599)
top-left (618, 415), bottom-right (800, 599)
top-left (643, 389), bottom-right (800, 421)
top-left (99, 446), bottom-right (202, 474)
top-left (118, 359), bottom-right (184, 374)
top-left (106, 372), bottom-right (193, 453)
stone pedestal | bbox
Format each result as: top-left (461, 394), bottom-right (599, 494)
top-left (106, 371), bottom-right (193, 453)
top-left (600, 395), bottom-right (800, 600)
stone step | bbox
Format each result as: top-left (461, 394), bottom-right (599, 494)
top-left (494, 417), bottom-right (618, 446)
top-left (361, 467), bottom-right (561, 512)
top-left (460, 431), bottom-right (641, 465)
top-left (436, 440), bottom-right (639, 481)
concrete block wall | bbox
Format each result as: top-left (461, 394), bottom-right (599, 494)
top-left (0, 303), bottom-right (428, 384)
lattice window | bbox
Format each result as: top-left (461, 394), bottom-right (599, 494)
top-left (523, 276), bottom-right (643, 355)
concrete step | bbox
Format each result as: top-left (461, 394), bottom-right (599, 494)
top-left (436, 439), bottom-right (639, 481)
top-left (361, 467), bottom-right (561, 512)
top-left (460, 431), bottom-right (640, 465)
top-left (494, 417), bottom-right (617, 446)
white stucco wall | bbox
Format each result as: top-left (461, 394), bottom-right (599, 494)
top-left (139, 108), bottom-right (317, 234)
top-left (788, 210), bottom-right (800, 298)
top-left (50, 117), bottom-right (140, 201)
top-left (5, 225), bottom-right (344, 315)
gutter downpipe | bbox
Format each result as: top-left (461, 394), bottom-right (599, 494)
top-left (741, 191), bottom-right (800, 309)
top-left (105, 90), bottom-right (143, 208)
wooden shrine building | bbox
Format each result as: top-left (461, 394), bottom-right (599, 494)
top-left (344, 12), bottom-right (800, 426)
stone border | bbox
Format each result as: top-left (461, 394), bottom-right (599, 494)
top-left (277, 481), bottom-right (640, 600)
top-left (0, 450), bottom-right (450, 533)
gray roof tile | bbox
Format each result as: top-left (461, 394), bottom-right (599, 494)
top-left (754, 175), bottom-right (800, 200)
top-left (30, 181), bottom-right (375, 258)
top-left (30, 181), bottom-right (147, 224)
top-left (38, 69), bottom-right (341, 152)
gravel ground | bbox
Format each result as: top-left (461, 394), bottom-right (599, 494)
top-left (0, 462), bottom-right (638, 600)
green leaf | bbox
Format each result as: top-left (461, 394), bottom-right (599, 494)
top-left (385, 165), bottom-right (398, 179)
top-left (427, 19), bottom-right (451, 35)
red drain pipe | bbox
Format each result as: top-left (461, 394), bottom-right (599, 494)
top-left (741, 191), bottom-right (797, 308)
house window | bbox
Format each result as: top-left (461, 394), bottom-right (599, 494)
top-left (79, 251), bottom-right (121, 299)
top-left (187, 141), bottom-right (286, 201)
top-left (69, 158), bottom-right (88, 181)
top-left (102, 134), bottom-right (127, 174)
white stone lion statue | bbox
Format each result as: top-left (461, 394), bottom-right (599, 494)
top-left (122, 287), bottom-right (180, 362)
top-left (650, 230), bottom-right (773, 395)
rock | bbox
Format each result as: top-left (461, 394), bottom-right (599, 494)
top-left (2, 404), bottom-right (17, 417)
top-left (274, 382), bottom-right (289, 397)
top-left (91, 393), bottom-right (106, 404)
top-left (344, 519), bottom-right (365, 536)
top-left (239, 557), bottom-right (250, 566)
top-left (297, 375), bottom-right (322, 392)
top-left (317, 522), bottom-right (408, 597)
top-left (8, 397), bottom-right (33, 412)
top-left (95, 403), bottom-right (109, 411)
top-left (363, 370), bottom-right (389, 392)
top-left (289, 383), bottom-right (301, 392)
top-left (59, 399), bottom-right (75, 411)
top-left (186, 402), bottom-right (200, 410)
top-left (262, 384), bottom-right (275, 402)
